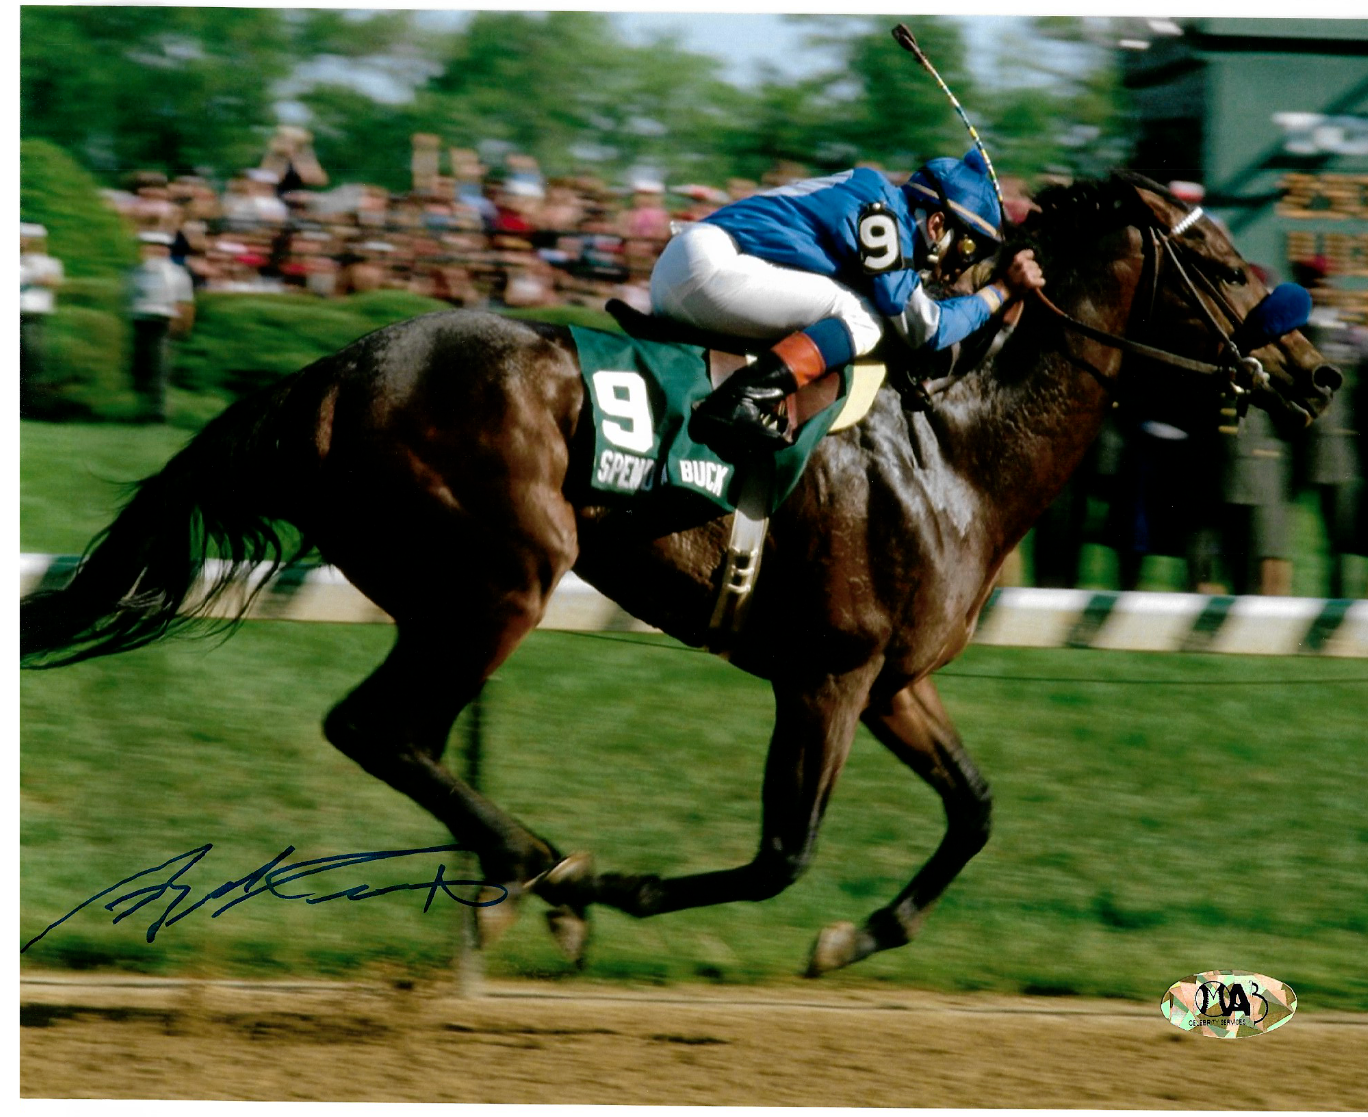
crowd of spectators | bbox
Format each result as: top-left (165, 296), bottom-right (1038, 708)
top-left (97, 127), bottom-right (743, 317)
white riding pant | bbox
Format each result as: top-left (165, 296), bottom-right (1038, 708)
top-left (649, 222), bottom-right (885, 357)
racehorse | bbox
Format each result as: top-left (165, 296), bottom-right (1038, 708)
top-left (21, 173), bottom-right (1340, 975)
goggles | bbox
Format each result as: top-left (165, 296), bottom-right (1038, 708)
top-left (948, 231), bottom-right (987, 267)
top-left (915, 205), bottom-right (992, 273)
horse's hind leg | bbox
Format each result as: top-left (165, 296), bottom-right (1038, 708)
top-left (323, 614), bottom-right (563, 891)
top-left (808, 675), bottom-right (992, 975)
top-left (316, 413), bottom-right (581, 922)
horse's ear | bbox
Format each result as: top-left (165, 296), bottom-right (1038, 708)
top-left (1117, 176), bottom-right (1173, 229)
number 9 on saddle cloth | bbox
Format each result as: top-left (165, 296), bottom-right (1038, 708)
top-left (570, 321), bottom-right (857, 515)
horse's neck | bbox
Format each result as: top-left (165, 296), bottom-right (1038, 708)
top-left (942, 246), bottom-right (1138, 552)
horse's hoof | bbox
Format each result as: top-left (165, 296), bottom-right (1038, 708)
top-left (806, 920), bottom-right (860, 977)
top-left (474, 885), bottom-right (521, 949)
top-left (534, 851), bottom-right (595, 906)
top-left (545, 904), bottom-right (590, 967)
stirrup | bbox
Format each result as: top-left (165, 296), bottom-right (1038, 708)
top-left (690, 396), bottom-right (793, 455)
top-left (707, 457), bottom-right (774, 656)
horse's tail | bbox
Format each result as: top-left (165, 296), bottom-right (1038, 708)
top-left (21, 377), bottom-right (312, 669)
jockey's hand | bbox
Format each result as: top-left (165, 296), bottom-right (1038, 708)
top-left (1001, 249), bottom-right (1045, 298)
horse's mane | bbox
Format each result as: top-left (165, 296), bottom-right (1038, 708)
top-left (949, 170), bottom-right (1192, 388)
top-left (1018, 170), bottom-right (1185, 248)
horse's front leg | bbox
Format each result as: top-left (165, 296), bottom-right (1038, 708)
top-left (535, 662), bottom-right (880, 928)
top-left (808, 674), bottom-right (992, 975)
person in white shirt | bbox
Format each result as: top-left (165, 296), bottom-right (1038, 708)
top-left (127, 231), bottom-right (194, 423)
top-left (20, 222), bottom-right (63, 418)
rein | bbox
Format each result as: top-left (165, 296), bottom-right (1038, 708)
top-left (1027, 206), bottom-right (1270, 404)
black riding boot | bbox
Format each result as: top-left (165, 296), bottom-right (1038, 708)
top-left (690, 350), bottom-right (800, 455)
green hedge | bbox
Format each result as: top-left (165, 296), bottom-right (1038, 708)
top-left (175, 293), bottom-right (619, 401)
top-left (173, 289), bottom-right (451, 400)
top-left (20, 139), bottom-right (138, 280)
top-left (44, 305), bottom-right (133, 418)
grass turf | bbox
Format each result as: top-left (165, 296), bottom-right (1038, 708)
top-left (19, 421), bottom-right (1368, 1009)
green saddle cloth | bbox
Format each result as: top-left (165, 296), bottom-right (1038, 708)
top-left (571, 325), bottom-right (850, 515)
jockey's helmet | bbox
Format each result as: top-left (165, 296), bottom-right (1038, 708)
top-left (903, 149), bottom-right (1003, 247)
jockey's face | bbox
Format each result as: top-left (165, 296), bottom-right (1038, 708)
top-left (919, 209), bottom-right (995, 287)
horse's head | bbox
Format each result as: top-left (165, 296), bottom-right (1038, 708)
top-left (1117, 173), bottom-right (1341, 435)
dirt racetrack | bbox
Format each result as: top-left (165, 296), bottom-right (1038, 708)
top-left (20, 971), bottom-right (1368, 1107)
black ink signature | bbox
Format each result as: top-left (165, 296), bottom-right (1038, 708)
top-left (21, 843), bottom-right (507, 952)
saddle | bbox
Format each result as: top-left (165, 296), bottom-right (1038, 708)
top-left (604, 299), bottom-right (886, 434)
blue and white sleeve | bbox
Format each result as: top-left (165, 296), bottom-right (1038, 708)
top-left (891, 285), bottom-right (1006, 351)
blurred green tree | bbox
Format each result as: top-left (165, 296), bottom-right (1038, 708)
top-left (287, 8), bottom-right (429, 58)
top-left (20, 7), bottom-right (296, 180)
top-left (298, 85), bottom-right (429, 194)
top-left (983, 18), bottom-right (1132, 180)
top-left (20, 9), bottom-right (1129, 195)
top-left (427, 12), bottom-right (629, 165)
top-left (826, 17), bottom-right (978, 171)
top-left (420, 10), bottom-right (737, 181)
top-left (596, 30), bottom-right (746, 182)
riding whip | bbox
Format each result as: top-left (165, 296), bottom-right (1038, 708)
top-left (892, 23), bottom-right (1005, 212)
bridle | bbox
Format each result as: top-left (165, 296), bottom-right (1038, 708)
top-left (1031, 204), bottom-right (1272, 416)
top-left (900, 199), bottom-right (1300, 424)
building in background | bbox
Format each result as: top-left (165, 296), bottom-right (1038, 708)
top-left (1123, 17), bottom-right (1367, 321)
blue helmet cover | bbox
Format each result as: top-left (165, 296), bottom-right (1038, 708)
top-left (903, 148), bottom-right (1002, 243)
top-left (1233, 283), bottom-right (1312, 352)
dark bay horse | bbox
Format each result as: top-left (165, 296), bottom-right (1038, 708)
top-left (21, 173), bottom-right (1339, 975)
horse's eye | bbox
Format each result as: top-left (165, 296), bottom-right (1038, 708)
top-left (1223, 267), bottom-right (1247, 286)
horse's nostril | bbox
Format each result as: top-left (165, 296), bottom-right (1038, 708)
top-left (1312, 365), bottom-right (1343, 395)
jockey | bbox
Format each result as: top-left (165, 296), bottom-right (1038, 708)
top-left (650, 150), bottom-right (1045, 450)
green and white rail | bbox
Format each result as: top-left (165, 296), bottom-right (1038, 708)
top-left (18, 554), bottom-right (1368, 658)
